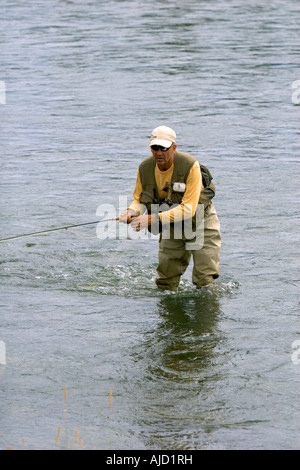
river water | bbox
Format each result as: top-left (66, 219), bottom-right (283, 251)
top-left (0, 0), bottom-right (299, 450)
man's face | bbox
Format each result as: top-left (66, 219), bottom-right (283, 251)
top-left (150, 144), bottom-right (177, 171)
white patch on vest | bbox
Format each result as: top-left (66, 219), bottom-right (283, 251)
top-left (173, 182), bottom-right (186, 193)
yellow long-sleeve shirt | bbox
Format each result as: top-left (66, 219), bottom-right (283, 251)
top-left (129, 160), bottom-right (202, 225)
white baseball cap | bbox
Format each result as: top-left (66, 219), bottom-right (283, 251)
top-left (149, 126), bottom-right (177, 148)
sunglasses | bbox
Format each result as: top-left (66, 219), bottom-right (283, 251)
top-left (151, 145), bottom-right (172, 152)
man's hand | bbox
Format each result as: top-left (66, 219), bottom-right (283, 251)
top-left (131, 213), bottom-right (157, 232)
top-left (119, 209), bottom-right (138, 224)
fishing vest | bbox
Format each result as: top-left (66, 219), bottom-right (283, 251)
top-left (139, 151), bottom-right (215, 233)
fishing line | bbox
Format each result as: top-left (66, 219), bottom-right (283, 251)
top-left (1, 215), bottom-right (140, 289)
top-left (66, 230), bottom-right (98, 240)
top-left (77, 236), bottom-right (139, 291)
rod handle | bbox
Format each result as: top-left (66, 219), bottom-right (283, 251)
top-left (115, 214), bottom-right (139, 221)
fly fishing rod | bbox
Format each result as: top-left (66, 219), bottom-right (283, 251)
top-left (0, 216), bottom-right (137, 243)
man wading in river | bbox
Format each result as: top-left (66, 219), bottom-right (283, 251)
top-left (119, 126), bottom-right (221, 289)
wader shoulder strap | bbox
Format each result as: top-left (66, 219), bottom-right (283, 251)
top-left (139, 156), bottom-right (156, 188)
top-left (172, 152), bottom-right (197, 183)
top-left (139, 156), bottom-right (158, 208)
